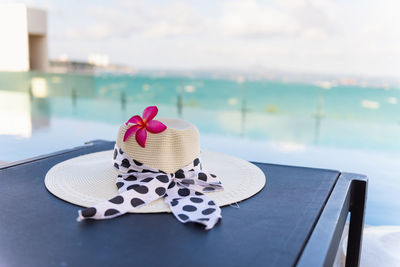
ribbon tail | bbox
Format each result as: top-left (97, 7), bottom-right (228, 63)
top-left (165, 187), bottom-right (222, 230)
top-left (77, 188), bottom-right (162, 221)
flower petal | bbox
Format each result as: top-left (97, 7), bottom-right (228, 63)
top-left (123, 125), bottom-right (141, 142)
top-left (126, 115), bottom-right (143, 125)
top-left (135, 128), bottom-right (147, 148)
top-left (142, 106), bottom-right (158, 122)
top-left (146, 120), bottom-right (167, 133)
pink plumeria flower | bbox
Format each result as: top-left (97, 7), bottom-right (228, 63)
top-left (123, 106), bottom-right (167, 147)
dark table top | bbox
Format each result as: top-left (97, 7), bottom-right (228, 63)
top-left (0, 140), bottom-right (341, 267)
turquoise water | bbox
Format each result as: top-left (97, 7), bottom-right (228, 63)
top-left (0, 71), bottom-right (399, 225)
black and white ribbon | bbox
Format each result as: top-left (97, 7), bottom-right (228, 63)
top-left (77, 145), bottom-right (224, 230)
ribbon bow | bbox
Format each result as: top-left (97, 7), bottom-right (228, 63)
top-left (77, 145), bottom-right (224, 230)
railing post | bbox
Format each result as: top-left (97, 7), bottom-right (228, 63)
top-left (345, 179), bottom-right (367, 266)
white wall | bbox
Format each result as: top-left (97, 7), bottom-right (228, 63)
top-left (27, 8), bottom-right (47, 35)
top-left (0, 4), bottom-right (29, 71)
top-left (0, 4), bottom-right (48, 72)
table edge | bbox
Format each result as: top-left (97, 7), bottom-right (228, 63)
top-left (296, 172), bottom-right (368, 267)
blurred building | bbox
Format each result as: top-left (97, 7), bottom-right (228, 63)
top-left (49, 60), bottom-right (96, 74)
top-left (88, 53), bottom-right (109, 67)
top-left (49, 59), bottom-right (136, 74)
top-left (0, 4), bottom-right (48, 72)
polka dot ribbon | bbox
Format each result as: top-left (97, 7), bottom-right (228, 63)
top-left (77, 145), bottom-right (224, 230)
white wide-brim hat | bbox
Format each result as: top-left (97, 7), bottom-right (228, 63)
top-left (45, 149), bottom-right (265, 213)
top-left (45, 107), bottom-right (266, 213)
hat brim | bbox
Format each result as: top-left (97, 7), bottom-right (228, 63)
top-left (45, 150), bottom-right (266, 213)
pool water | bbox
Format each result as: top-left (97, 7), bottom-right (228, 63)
top-left (1, 71), bottom-right (399, 225)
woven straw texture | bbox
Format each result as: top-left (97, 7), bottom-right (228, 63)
top-left (45, 150), bottom-right (266, 213)
top-left (116, 118), bottom-right (200, 173)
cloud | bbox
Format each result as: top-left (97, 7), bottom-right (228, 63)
top-left (61, 1), bottom-right (206, 40)
top-left (65, 24), bottom-right (113, 40)
top-left (142, 3), bottom-right (207, 38)
top-left (58, 0), bottom-right (334, 42)
top-left (218, 0), bottom-right (333, 40)
top-left (219, 0), bottom-right (300, 38)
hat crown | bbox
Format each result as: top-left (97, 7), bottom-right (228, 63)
top-left (115, 118), bottom-right (200, 173)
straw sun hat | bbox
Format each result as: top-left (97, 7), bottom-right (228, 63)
top-left (45, 106), bottom-right (266, 229)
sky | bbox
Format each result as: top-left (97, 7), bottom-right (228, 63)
top-left (2, 0), bottom-right (400, 77)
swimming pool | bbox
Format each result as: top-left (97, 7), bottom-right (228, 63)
top-left (1, 71), bottom-right (399, 225)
